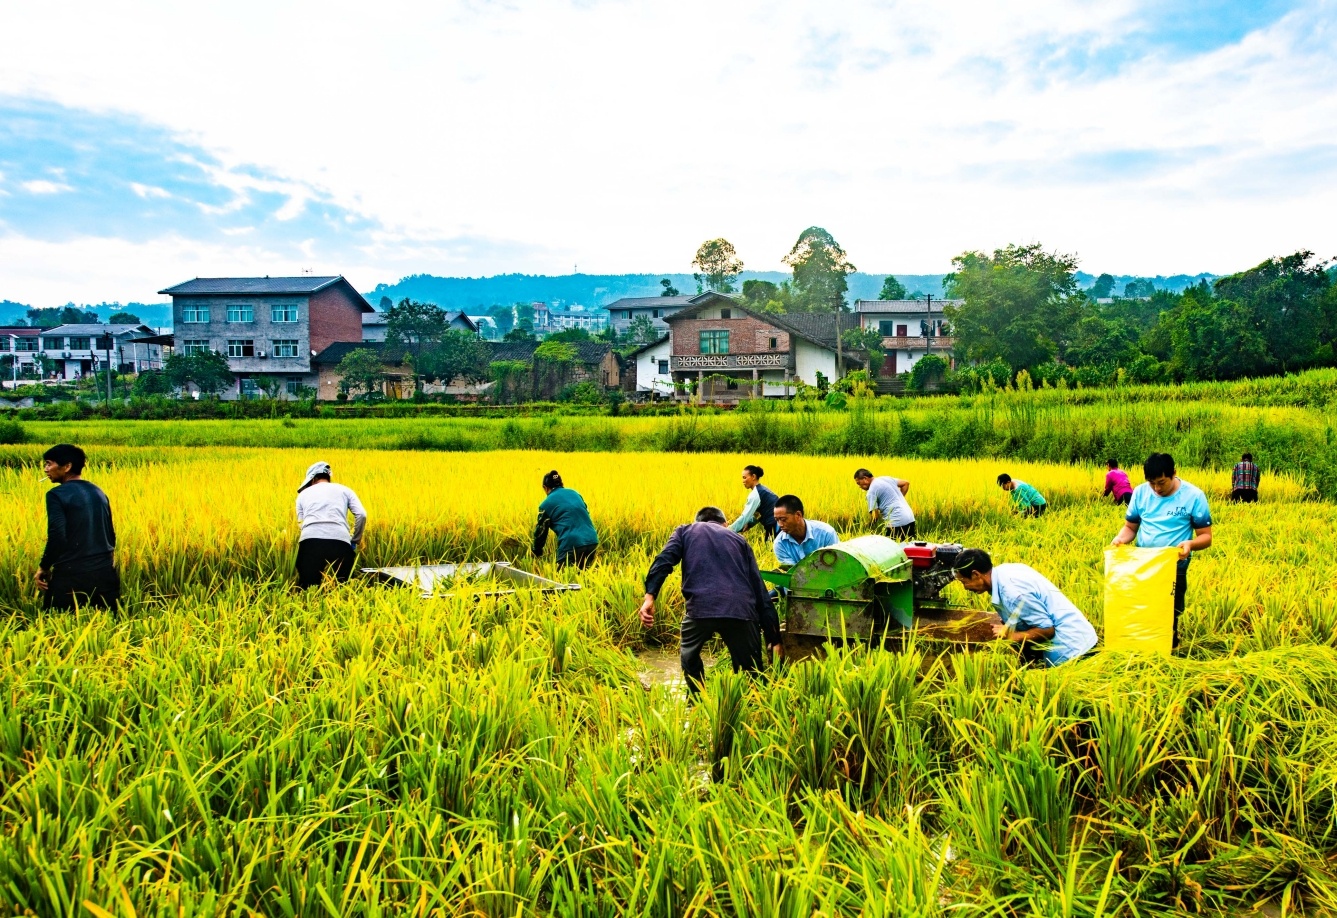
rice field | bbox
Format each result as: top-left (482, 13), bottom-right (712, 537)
top-left (3, 444), bottom-right (1337, 915)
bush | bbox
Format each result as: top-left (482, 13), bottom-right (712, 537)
top-left (0, 419), bottom-right (24, 444)
top-left (908, 354), bottom-right (950, 391)
top-left (558, 381), bottom-right (606, 405)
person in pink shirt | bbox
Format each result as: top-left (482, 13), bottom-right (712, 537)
top-left (1103, 459), bottom-right (1133, 506)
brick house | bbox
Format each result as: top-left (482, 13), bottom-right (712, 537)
top-left (854, 299), bottom-right (958, 377)
top-left (310, 342), bottom-right (411, 400)
top-left (159, 276), bottom-right (372, 398)
top-left (663, 294), bottom-right (861, 403)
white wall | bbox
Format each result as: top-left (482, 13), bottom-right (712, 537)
top-left (793, 339), bottom-right (838, 386)
top-left (634, 339), bottom-right (674, 394)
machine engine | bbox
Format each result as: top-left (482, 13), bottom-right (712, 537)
top-left (901, 541), bottom-right (965, 609)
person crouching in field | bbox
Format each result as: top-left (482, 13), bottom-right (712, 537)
top-left (1110, 452), bottom-right (1212, 651)
top-left (1104, 459), bottom-right (1133, 506)
top-left (37, 444), bottom-right (120, 612)
top-left (1231, 453), bottom-right (1261, 503)
top-left (998, 473), bottom-right (1047, 517)
top-left (295, 461), bottom-right (367, 588)
top-left (952, 548), bottom-right (1097, 666)
top-left (638, 506), bottom-right (782, 693)
top-left (533, 470), bottom-right (599, 568)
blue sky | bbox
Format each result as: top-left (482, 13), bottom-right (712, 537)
top-left (0, 0), bottom-right (1333, 305)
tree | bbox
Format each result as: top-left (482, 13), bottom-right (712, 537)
top-left (336, 348), bottom-right (388, 399)
top-left (487, 304), bottom-right (516, 337)
top-left (378, 296), bottom-right (393, 311)
top-left (27, 305), bottom-right (99, 326)
top-left (504, 327), bottom-right (537, 343)
top-left (878, 275), bottom-right (908, 300)
top-left (109, 312), bottom-right (142, 325)
top-left (417, 329), bottom-right (490, 385)
top-left (385, 298), bottom-right (450, 371)
top-left (908, 354), bottom-right (950, 391)
top-left (1213, 251), bottom-right (1333, 371)
top-left (1123, 279), bottom-right (1155, 298)
top-left (547, 328), bottom-right (594, 343)
top-left (842, 327), bottom-right (884, 376)
top-left (943, 243), bottom-right (1082, 371)
top-left (1089, 274), bottom-right (1115, 299)
top-left (251, 374), bottom-right (285, 400)
top-left (1167, 286), bottom-right (1270, 380)
top-left (625, 315), bottom-right (658, 346)
top-left (783, 227), bottom-right (856, 313)
top-left (660, 278), bottom-right (680, 297)
top-left (692, 238), bottom-right (744, 293)
top-left (132, 369), bottom-right (172, 397)
top-left (164, 351), bottom-right (233, 396)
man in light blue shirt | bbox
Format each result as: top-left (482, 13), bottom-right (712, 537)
top-left (953, 548), bottom-right (1097, 666)
top-left (771, 494), bottom-right (840, 568)
top-left (1110, 452), bottom-right (1212, 651)
top-left (854, 467), bottom-right (916, 540)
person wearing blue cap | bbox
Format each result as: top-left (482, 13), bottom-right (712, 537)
top-left (295, 461), bottom-right (367, 588)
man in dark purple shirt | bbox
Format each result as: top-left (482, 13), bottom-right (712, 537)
top-left (638, 506), bottom-right (782, 693)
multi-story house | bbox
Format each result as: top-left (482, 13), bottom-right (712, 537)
top-left (1, 326), bottom-right (51, 379)
top-left (361, 308), bottom-right (477, 342)
top-left (659, 294), bottom-right (860, 403)
top-left (547, 307), bottom-right (608, 333)
top-left (36, 323), bottom-right (165, 380)
top-left (853, 298), bottom-right (959, 378)
top-left (159, 275), bottom-right (372, 398)
top-left (605, 294), bottom-right (698, 336)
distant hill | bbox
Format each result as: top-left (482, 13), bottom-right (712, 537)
top-left (366, 272), bottom-right (952, 312)
top-left (1074, 272), bottom-right (1218, 293)
top-left (0, 300), bottom-right (172, 328)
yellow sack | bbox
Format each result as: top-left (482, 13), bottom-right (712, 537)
top-left (1103, 546), bottom-right (1178, 655)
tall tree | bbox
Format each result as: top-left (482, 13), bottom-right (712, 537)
top-left (336, 348), bottom-right (388, 399)
top-left (417, 329), bottom-right (490, 385)
top-left (1089, 273), bottom-right (1115, 299)
top-left (783, 227), bottom-right (856, 313)
top-left (878, 275), bottom-right (908, 300)
top-left (660, 278), bottom-right (680, 297)
top-left (384, 298), bottom-right (449, 387)
top-left (692, 239), bottom-right (744, 293)
top-left (943, 243), bottom-right (1082, 371)
top-left (1213, 251), bottom-right (1333, 370)
top-left (109, 312), bottom-right (141, 325)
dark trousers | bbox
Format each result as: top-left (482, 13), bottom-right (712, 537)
top-left (887, 521), bottom-right (917, 541)
top-left (680, 616), bottom-right (764, 694)
top-left (1025, 504), bottom-right (1048, 518)
top-left (296, 538), bottom-right (356, 589)
top-left (1173, 560), bottom-right (1188, 650)
top-left (559, 544), bottom-right (597, 569)
top-left (44, 566), bottom-right (120, 612)
top-left (1115, 493), bottom-right (1131, 506)
top-left (1230, 488), bottom-right (1258, 503)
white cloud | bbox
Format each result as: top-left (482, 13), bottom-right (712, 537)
top-left (130, 182), bottom-right (171, 199)
top-left (0, 0), bottom-right (1335, 291)
top-left (21, 179), bottom-right (73, 194)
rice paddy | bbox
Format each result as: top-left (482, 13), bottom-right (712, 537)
top-left (2, 443), bottom-right (1336, 915)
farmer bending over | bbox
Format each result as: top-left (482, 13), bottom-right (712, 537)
top-left (533, 470), bottom-right (599, 568)
top-left (295, 461), bottom-right (367, 588)
top-left (854, 467), bottom-right (916, 541)
top-left (953, 548), bottom-right (1097, 666)
top-left (998, 473), bottom-right (1047, 518)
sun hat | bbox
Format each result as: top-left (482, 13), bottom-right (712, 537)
top-left (298, 461), bottom-right (332, 492)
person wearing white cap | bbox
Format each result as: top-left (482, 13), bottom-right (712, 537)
top-left (295, 461), bottom-right (367, 588)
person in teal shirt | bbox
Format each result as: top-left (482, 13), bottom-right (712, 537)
top-left (1110, 452), bottom-right (1212, 651)
top-left (533, 470), bottom-right (599, 568)
top-left (998, 473), bottom-right (1047, 518)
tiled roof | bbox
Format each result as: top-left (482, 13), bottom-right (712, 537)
top-left (854, 299), bottom-right (958, 314)
top-left (767, 312), bottom-right (862, 350)
top-left (488, 340), bottom-right (612, 364)
top-left (44, 323), bottom-right (155, 337)
top-left (624, 334), bottom-right (670, 357)
top-left (312, 341), bottom-right (399, 366)
top-left (159, 275), bottom-right (374, 312)
top-left (604, 296), bottom-right (696, 310)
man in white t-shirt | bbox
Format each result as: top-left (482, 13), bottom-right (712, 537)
top-left (295, 461), bottom-right (367, 588)
top-left (854, 468), bottom-right (916, 541)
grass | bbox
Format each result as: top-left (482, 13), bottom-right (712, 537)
top-left (2, 445), bottom-right (1336, 915)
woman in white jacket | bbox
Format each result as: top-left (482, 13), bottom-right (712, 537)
top-left (294, 461), bottom-right (367, 588)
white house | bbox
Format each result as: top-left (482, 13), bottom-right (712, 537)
top-left (854, 299), bottom-right (959, 378)
top-left (39, 323), bottom-right (165, 380)
top-left (626, 335), bottom-right (673, 396)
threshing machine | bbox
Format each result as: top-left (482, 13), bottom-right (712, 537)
top-left (759, 536), bottom-right (996, 654)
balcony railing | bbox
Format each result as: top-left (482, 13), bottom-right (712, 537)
top-left (879, 336), bottom-right (955, 350)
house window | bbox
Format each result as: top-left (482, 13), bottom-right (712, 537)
top-left (720, 308), bottom-right (732, 319)
top-left (43, 337), bottom-right (64, 350)
top-left (657, 359), bottom-right (669, 374)
top-left (15, 337), bottom-right (38, 352)
top-left (182, 339), bottom-right (210, 356)
top-left (285, 377), bottom-right (303, 395)
top-left (768, 337), bottom-right (778, 350)
top-left (271, 304), bottom-right (299, 323)
top-left (879, 320), bottom-right (895, 336)
top-left (227, 339), bottom-right (255, 358)
top-left (700, 330), bottom-right (729, 354)
top-left (272, 339), bottom-right (299, 358)
top-left (897, 324), bottom-right (909, 337)
top-left (181, 305), bottom-right (210, 323)
top-left (652, 309), bottom-right (662, 319)
top-left (227, 305), bottom-right (254, 322)
top-left (68, 337), bottom-right (91, 351)
top-left (0, 338), bottom-right (7, 351)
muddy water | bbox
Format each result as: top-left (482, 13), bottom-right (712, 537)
top-left (635, 646), bottom-right (715, 691)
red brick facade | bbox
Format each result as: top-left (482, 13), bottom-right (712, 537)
top-left (309, 286), bottom-right (367, 356)
top-left (670, 317), bottom-right (791, 356)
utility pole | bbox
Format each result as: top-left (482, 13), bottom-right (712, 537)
top-left (925, 293), bottom-right (933, 356)
top-left (99, 334), bottom-right (113, 407)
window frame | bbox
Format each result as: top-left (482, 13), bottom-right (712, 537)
top-left (43, 337), bottom-right (65, 351)
top-left (68, 337), bottom-right (92, 351)
top-left (699, 329), bottom-right (730, 355)
top-left (878, 320), bottom-right (895, 337)
top-left (271, 339), bottom-right (299, 358)
top-left (226, 304), bottom-right (255, 323)
top-left (15, 337), bottom-right (39, 352)
top-left (657, 359), bottom-right (669, 375)
top-left (270, 304), bottom-right (299, 323)
top-left (182, 339), bottom-right (211, 356)
top-left (227, 339), bottom-right (256, 358)
top-left (181, 304), bottom-right (211, 323)
top-left (720, 308), bottom-right (732, 319)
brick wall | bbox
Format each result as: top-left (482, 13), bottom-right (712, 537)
top-left (670, 317), bottom-right (791, 356)
top-left (309, 287), bottom-right (367, 355)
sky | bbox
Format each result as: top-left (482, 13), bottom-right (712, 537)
top-left (0, 0), bottom-right (1335, 306)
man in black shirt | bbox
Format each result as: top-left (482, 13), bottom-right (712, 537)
top-left (37, 444), bottom-right (120, 611)
top-left (637, 506), bottom-right (782, 693)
